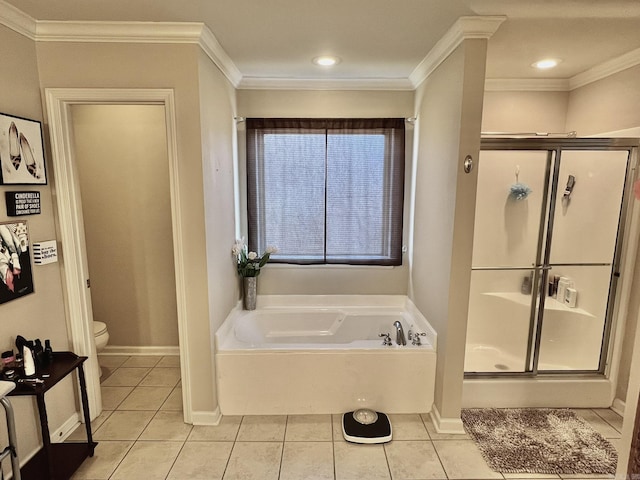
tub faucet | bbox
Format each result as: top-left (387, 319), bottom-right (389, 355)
top-left (393, 321), bottom-right (406, 346)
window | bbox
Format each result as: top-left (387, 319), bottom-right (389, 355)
top-left (246, 118), bottom-right (405, 266)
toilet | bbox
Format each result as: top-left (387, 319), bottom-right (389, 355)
top-left (93, 321), bottom-right (109, 352)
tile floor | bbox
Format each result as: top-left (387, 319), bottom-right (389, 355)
top-left (66, 355), bottom-right (624, 480)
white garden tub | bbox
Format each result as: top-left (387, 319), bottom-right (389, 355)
top-left (215, 295), bottom-right (437, 415)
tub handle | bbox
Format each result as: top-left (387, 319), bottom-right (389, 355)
top-left (412, 332), bottom-right (426, 346)
top-left (379, 333), bottom-right (392, 346)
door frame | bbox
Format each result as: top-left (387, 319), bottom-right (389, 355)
top-left (45, 88), bottom-right (192, 422)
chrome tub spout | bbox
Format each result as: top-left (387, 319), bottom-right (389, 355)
top-left (393, 320), bottom-right (406, 346)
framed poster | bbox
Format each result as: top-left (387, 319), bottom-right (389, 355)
top-left (0, 221), bottom-right (34, 304)
top-left (0, 113), bottom-right (47, 185)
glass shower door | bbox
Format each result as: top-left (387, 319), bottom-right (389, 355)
top-left (465, 150), bottom-right (551, 373)
top-left (535, 150), bottom-right (629, 372)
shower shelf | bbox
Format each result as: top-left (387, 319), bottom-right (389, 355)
top-left (482, 292), bottom-right (595, 318)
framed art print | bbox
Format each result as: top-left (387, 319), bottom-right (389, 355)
top-left (0, 221), bottom-right (34, 304)
top-left (0, 112), bottom-right (47, 185)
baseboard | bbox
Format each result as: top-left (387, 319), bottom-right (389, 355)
top-left (612, 397), bottom-right (626, 417)
top-left (430, 403), bottom-right (466, 434)
top-left (191, 407), bottom-right (222, 426)
top-left (101, 345), bottom-right (179, 356)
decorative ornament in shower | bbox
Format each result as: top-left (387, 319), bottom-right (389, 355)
top-left (509, 165), bottom-right (532, 200)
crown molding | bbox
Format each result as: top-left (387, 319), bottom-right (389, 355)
top-left (238, 76), bottom-right (414, 91)
top-left (485, 78), bottom-right (570, 92)
top-left (409, 15), bottom-right (506, 89)
top-left (34, 21), bottom-right (242, 88)
top-left (0, 0), bottom-right (36, 39)
top-left (570, 46), bottom-right (640, 90)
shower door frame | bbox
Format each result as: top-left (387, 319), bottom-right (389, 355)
top-left (466, 137), bottom-right (640, 379)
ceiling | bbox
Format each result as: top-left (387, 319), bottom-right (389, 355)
top-left (4, 0), bottom-right (640, 87)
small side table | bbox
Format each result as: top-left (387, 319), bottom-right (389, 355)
top-left (9, 351), bottom-right (97, 480)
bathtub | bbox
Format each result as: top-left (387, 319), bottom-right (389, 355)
top-left (215, 295), bottom-right (437, 415)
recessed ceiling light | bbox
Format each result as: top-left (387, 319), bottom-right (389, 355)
top-left (313, 56), bottom-right (340, 67)
top-left (532, 58), bottom-right (562, 70)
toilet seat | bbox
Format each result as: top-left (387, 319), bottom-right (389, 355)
top-left (94, 321), bottom-right (108, 336)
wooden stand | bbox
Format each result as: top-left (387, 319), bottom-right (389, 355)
top-left (9, 351), bottom-right (97, 480)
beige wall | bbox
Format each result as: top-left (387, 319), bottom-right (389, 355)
top-left (198, 50), bottom-right (239, 412)
top-left (566, 65), bottom-right (640, 136)
top-left (0, 25), bottom-right (77, 469)
top-left (71, 104), bottom-right (179, 347)
top-left (411, 39), bottom-right (487, 420)
top-left (36, 41), bottom-right (218, 414)
top-left (482, 90), bottom-right (569, 134)
top-left (236, 89), bottom-right (414, 295)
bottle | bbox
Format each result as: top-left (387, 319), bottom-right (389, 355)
top-left (521, 272), bottom-right (532, 295)
top-left (23, 345), bottom-right (36, 377)
top-left (44, 340), bottom-right (53, 364)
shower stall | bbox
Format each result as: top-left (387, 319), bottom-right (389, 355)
top-left (464, 138), bottom-right (638, 402)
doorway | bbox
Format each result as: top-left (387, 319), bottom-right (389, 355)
top-left (45, 89), bottom-right (192, 422)
top-left (465, 138), bottom-right (638, 377)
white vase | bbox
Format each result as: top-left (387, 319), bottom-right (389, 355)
top-left (243, 277), bottom-right (257, 310)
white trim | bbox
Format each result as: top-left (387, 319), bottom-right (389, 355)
top-left (612, 398), bottom-right (626, 417)
top-left (429, 403), bottom-right (466, 434)
top-left (570, 47), bottom-right (640, 90)
top-left (237, 76), bottom-right (414, 91)
top-left (102, 345), bottom-right (180, 356)
top-left (44, 88), bottom-right (192, 425)
top-left (191, 407), bottom-right (222, 426)
top-left (0, 0), bottom-right (36, 39)
top-left (484, 78), bottom-right (571, 92)
top-left (198, 25), bottom-right (242, 87)
top-left (409, 16), bottom-right (506, 89)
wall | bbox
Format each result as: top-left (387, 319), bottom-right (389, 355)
top-left (236, 89), bottom-right (414, 295)
top-left (36, 41), bottom-right (218, 416)
top-left (411, 39), bottom-right (487, 425)
top-left (482, 90), bottom-right (568, 134)
top-left (0, 25), bottom-right (77, 470)
top-left (71, 104), bottom-right (179, 347)
top-left (198, 49), bottom-right (239, 416)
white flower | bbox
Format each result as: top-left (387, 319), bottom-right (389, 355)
top-left (231, 245), bottom-right (241, 256)
top-left (248, 251), bottom-right (258, 260)
top-left (265, 246), bottom-right (278, 254)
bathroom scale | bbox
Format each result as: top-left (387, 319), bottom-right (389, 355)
top-left (342, 409), bottom-right (392, 444)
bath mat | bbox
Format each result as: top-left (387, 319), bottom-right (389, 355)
top-left (461, 408), bottom-right (617, 475)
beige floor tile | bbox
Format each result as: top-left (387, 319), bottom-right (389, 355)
top-left (121, 355), bottom-right (161, 368)
top-left (160, 386), bottom-right (183, 411)
top-left (70, 440), bottom-right (133, 479)
top-left (139, 367), bottom-right (181, 387)
top-left (100, 367), bottom-right (151, 387)
top-left (432, 439), bottom-right (503, 479)
top-left (117, 386), bottom-right (173, 411)
top-left (156, 355), bottom-right (181, 367)
top-left (334, 442), bottom-right (390, 480)
top-left (237, 415), bottom-right (287, 441)
top-left (571, 409), bottom-right (621, 439)
top-left (333, 414), bottom-right (346, 441)
top-left (606, 437), bottom-right (622, 453)
top-left (139, 410), bottom-right (193, 441)
top-left (285, 414), bottom-right (332, 441)
top-left (280, 441), bottom-right (334, 480)
top-left (93, 410), bottom-right (155, 440)
top-left (388, 413), bottom-right (430, 440)
top-left (167, 441), bottom-right (233, 480)
top-left (223, 441), bottom-right (283, 480)
top-left (189, 415), bottom-right (242, 442)
top-left (110, 440), bottom-right (182, 480)
top-left (67, 410), bottom-right (114, 441)
top-left (101, 386), bottom-right (134, 410)
top-left (98, 355), bottom-right (130, 368)
top-left (592, 408), bottom-right (623, 433)
top-left (421, 413), bottom-right (470, 440)
top-left (385, 440), bottom-right (447, 479)
top-left (99, 365), bottom-right (117, 381)
top-left (559, 475), bottom-right (615, 479)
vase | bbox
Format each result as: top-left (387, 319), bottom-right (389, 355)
top-left (243, 277), bottom-right (257, 310)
